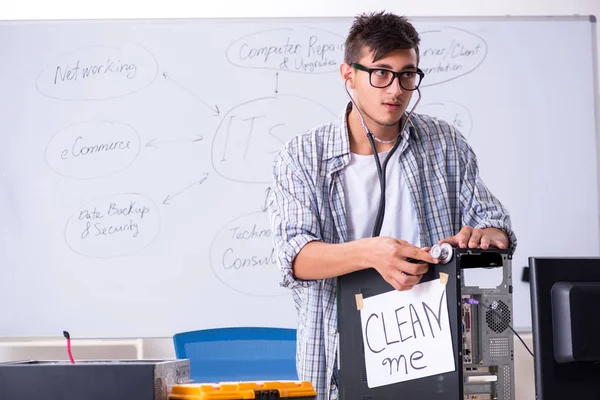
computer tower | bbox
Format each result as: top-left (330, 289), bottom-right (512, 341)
top-left (337, 247), bottom-right (515, 400)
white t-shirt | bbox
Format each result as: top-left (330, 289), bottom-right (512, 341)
top-left (342, 148), bottom-right (420, 246)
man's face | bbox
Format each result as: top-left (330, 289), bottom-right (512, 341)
top-left (348, 48), bottom-right (419, 128)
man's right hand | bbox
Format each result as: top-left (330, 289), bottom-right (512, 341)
top-left (364, 237), bottom-right (438, 291)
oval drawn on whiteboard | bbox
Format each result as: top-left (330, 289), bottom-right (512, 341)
top-left (418, 101), bottom-right (473, 138)
top-left (226, 27), bottom-right (345, 74)
top-left (45, 121), bottom-right (141, 179)
top-left (211, 94), bottom-right (335, 184)
top-left (36, 43), bottom-right (159, 101)
top-left (209, 211), bottom-right (288, 297)
top-left (64, 193), bottom-right (161, 258)
top-left (419, 27), bottom-right (488, 86)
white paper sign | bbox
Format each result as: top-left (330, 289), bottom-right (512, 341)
top-left (359, 279), bottom-right (456, 388)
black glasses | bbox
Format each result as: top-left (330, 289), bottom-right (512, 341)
top-left (351, 62), bottom-right (425, 91)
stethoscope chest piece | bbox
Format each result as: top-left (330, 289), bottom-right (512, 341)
top-left (430, 242), bottom-right (453, 264)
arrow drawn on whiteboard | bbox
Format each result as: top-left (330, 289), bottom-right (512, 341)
top-left (145, 135), bottom-right (204, 148)
top-left (163, 173), bottom-right (209, 205)
top-left (162, 72), bottom-right (220, 116)
top-left (262, 186), bottom-right (273, 212)
top-left (275, 72), bottom-right (279, 94)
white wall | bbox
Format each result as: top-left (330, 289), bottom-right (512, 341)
top-left (1, 0), bottom-right (599, 20)
top-left (1, 1), bottom-right (598, 399)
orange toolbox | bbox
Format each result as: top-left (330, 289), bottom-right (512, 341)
top-left (168, 381), bottom-right (317, 400)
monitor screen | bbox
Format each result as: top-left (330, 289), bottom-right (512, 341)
top-left (529, 257), bottom-right (600, 399)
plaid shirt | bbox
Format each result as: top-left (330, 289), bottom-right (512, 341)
top-left (268, 103), bottom-right (517, 400)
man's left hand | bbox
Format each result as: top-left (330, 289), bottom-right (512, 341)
top-left (439, 226), bottom-right (509, 250)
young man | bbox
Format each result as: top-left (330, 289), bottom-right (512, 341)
top-left (268, 11), bottom-right (516, 400)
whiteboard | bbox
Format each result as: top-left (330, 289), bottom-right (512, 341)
top-left (0, 16), bottom-right (597, 337)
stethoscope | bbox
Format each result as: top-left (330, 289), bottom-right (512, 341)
top-left (344, 78), bottom-right (422, 238)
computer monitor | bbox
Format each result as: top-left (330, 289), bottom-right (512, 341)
top-left (529, 257), bottom-right (600, 399)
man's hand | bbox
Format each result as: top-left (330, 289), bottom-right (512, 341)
top-left (439, 226), bottom-right (509, 250)
top-left (364, 237), bottom-right (438, 292)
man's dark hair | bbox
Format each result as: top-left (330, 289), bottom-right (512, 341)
top-left (344, 11), bottom-right (420, 64)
